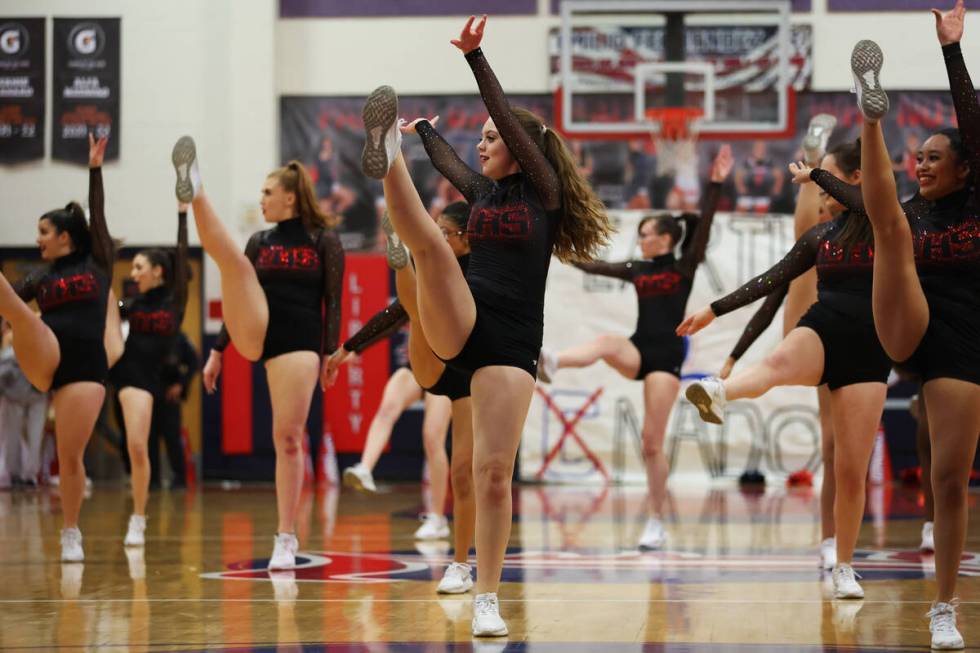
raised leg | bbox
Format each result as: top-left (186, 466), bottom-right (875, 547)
top-left (0, 272), bottom-right (59, 392)
top-left (723, 327), bottom-right (824, 401)
top-left (556, 334), bottom-right (641, 380)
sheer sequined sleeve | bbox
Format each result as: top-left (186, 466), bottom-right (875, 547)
top-left (464, 47), bottom-right (560, 210)
top-left (213, 233), bottom-right (261, 353)
top-left (88, 167), bottom-right (114, 276)
top-left (678, 181), bottom-right (723, 278)
top-left (13, 271), bottom-right (41, 304)
top-left (173, 211), bottom-right (190, 325)
top-left (343, 299), bottom-right (409, 354)
top-left (710, 222), bottom-right (827, 317)
top-left (810, 168), bottom-right (865, 214)
top-left (572, 260), bottom-right (633, 281)
top-left (416, 120), bottom-right (495, 203)
top-left (319, 228), bottom-right (345, 355)
top-left (728, 283), bottom-right (789, 361)
top-left (943, 42), bottom-right (980, 199)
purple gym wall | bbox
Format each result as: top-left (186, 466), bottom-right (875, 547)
top-left (280, 0), bottom-right (536, 18)
top-left (828, 0), bottom-right (950, 9)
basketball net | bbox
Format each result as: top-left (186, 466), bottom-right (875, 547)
top-left (648, 108), bottom-right (702, 178)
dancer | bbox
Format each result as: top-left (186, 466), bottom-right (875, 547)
top-left (359, 14), bottom-right (613, 635)
top-left (0, 134), bottom-right (113, 561)
top-left (537, 144), bottom-right (733, 549)
top-left (847, 3), bottom-right (980, 646)
top-left (112, 201), bottom-right (189, 546)
top-left (180, 149), bottom-right (345, 570)
top-left (679, 139), bottom-right (892, 602)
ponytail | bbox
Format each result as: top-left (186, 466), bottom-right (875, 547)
top-left (268, 161), bottom-right (340, 232)
top-left (41, 202), bottom-right (91, 256)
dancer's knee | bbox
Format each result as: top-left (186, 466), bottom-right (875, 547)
top-left (275, 428), bottom-right (305, 456)
top-left (475, 458), bottom-right (513, 504)
top-left (451, 459), bottom-right (474, 500)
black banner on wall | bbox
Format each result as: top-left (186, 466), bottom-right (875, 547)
top-left (52, 17), bottom-right (120, 164)
top-left (0, 18), bottom-right (45, 164)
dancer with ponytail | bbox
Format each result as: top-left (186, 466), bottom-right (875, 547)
top-left (112, 201), bottom-right (189, 547)
top-left (175, 149), bottom-right (345, 570)
top-left (358, 14), bottom-right (613, 635)
top-left (0, 134), bottom-right (113, 561)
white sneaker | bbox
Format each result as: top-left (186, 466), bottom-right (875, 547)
top-left (536, 348), bottom-right (558, 384)
top-left (921, 521), bottom-right (935, 552)
top-left (472, 592), bottom-right (508, 637)
top-left (342, 463), bottom-right (377, 494)
top-left (60, 527), bottom-right (84, 562)
top-left (361, 85), bottom-right (401, 179)
top-left (638, 517), bottom-right (666, 550)
top-left (928, 601), bottom-right (964, 650)
top-left (685, 377), bottom-right (727, 425)
top-left (415, 512), bottom-right (450, 540)
top-left (850, 40), bottom-right (889, 121)
top-left (820, 537), bottom-right (837, 570)
top-left (124, 514), bottom-right (146, 547)
top-left (832, 563), bottom-right (864, 599)
top-left (269, 533), bottom-right (298, 570)
top-left (381, 212), bottom-right (408, 270)
top-left (172, 136), bottom-right (202, 202)
top-left (802, 113), bottom-right (837, 165)
top-left (438, 562), bottom-right (474, 594)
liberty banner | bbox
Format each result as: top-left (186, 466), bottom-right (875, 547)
top-left (0, 18), bottom-right (44, 163)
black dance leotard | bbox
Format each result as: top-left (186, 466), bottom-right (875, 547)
top-left (16, 167), bottom-right (114, 390)
top-left (416, 47), bottom-right (562, 378)
top-left (214, 217), bottom-right (344, 361)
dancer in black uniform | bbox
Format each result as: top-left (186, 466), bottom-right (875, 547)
top-left (536, 145), bottom-right (733, 550)
top-left (848, 3), bottom-right (980, 646)
top-left (0, 135), bottom-right (113, 561)
top-left (679, 140), bottom-right (892, 601)
top-left (359, 15), bottom-right (613, 636)
top-left (175, 149), bottom-right (344, 571)
top-left (113, 201), bottom-right (189, 547)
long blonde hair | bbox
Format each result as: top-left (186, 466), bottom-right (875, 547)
top-left (268, 161), bottom-right (340, 231)
top-left (511, 107), bottom-right (614, 263)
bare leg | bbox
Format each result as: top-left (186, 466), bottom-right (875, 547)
top-left (190, 191), bottom-right (269, 362)
top-left (860, 120), bottom-right (929, 361)
top-left (829, 382), bottom-right (887, 564)
top-left (923, 378), bottom-right (980, 602)
top-left (421, 393), bottom-right (452, 517)
top-left (397, 264), bottom-right (445, 388)
top-left (104, 290), bottom-right (124, 369)
top-left (641, 372), bottom-right (681, 517)
top-left (265, 352), bottom-right (320, 534)
top-left (359, 368), bottom-right (423, 472)
top-left (53, 383), bottom-right (106, 527)
top-left (118, 388), bottom-right (154, 516)
top-left (723, 327), bottom-right (824, 401)
top-left (914, 393), bottom-right (935, 522)
top-left (556, 334), bottom-right (641, 380)
top-left (471, 366), bottom-right (535, 594)
top-left (0, 273), bottom-right (59, 392)
top-left (450, 398), bottom-right (475, 563)
top-left (817, 384), bottom-right (836, 541)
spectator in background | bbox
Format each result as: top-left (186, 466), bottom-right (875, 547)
top-left (0, 318), bottom-right (48, 488)
top-left (150, 331), bottom-right (199, 489)
top-left (735, 140), bottom-right (785, 214)
top-left (315, 133), bottom-right (356, 217)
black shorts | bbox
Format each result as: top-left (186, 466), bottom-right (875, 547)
top-left (424, 366), bottom-right (472, 401)
top-left (443, 294), bottom-right (542, 379)
top-left (797, 303), bottom-right (891, 391)
top-left (111, 352), bottom-right (161, 395)
top-left (902, 308), bottom-right (980, 386)
top-left (629, 333), bottom-right (685, 380)
top-left (52, 335), bottom-right (108, 391)
top-left (262, 308), bottom-right (322, 361)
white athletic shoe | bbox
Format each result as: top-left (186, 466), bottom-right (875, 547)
top-left (832, 563), bottom-right (864, 599)
top-left (802, 113), bottom-right (837, 166)
top-left (685, 377), bottom-right (727, 425)
top-left (472, 592), bottom-right (508, 637)
top-left (60, 527), bottom-right (84, 563)
top-left (536, 348), bottom-right (558, 384)
top-left (638, 517), bottom-right (666, 551)
top-left (381, 212), bottom-right (408, 270)
top-left (269, 533), bottom-right (298, 570)
top-left (415, 512), bottom-right (450, 540)
top-left (850, 40), bottom-right (889, 121)
top-left (438, 562), bottom-right (474, 594)
top-left (820, 537), bottom-right (837, 570)
top-left (124, 514), bottom-right (146, 547)
top-left (172, 136), bottom-right (202, 202)
top-left (361, 85), bottom-right (401, 179)
top-left (929, 601), bottom-right (965, 650)
top-left (921, 521), bottom-right (935, 552)
top-left (342, 463), bottom-right (377, 494)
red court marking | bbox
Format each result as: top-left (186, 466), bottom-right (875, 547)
top-left (535, 387), bottom-right (607, 480)
top-left (221, 343), bottom-right (253, 455)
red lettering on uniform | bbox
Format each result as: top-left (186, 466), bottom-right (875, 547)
top-left (467, 204), bottom-right (532, 241)
top-left (130, 309), bottom-right (178, 336)
top-left (257, 246), bottom-right (321, 271)
top-left (36, 272), bottom-right (100, 310)
top-left (633, 271), bottom-right (682, 298)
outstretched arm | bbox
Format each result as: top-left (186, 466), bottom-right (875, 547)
top-left (789, 161), bottom-right (865, 214)
top-left (87, 134), bottom-right (114, 276)
top-left (728, 283), bottom-right (789, 362)
top-left (678, 144), bottom-right (733, 277)
top-left (411, 118), bottom-right (494, 203)
top-left (343, 299), bottom-right (409, 355)
top-left (572, 260), bottom-right (633, 281)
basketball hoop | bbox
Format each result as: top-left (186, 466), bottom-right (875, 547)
top-left (645, 107), bottom-right (704, 142)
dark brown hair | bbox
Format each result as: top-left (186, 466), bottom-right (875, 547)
top-left (825, 139), bottom-right (872, 250)
top-left (40, 202), bottom-right (90, 255)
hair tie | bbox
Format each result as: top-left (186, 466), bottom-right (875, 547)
top-left (540, 124), bottom-right (548, 135)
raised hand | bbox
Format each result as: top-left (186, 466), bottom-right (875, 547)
top-left (88, 132), bottom-right (108, 168)
top-left (451, 14), bottom-right (487, 54)
top-left (400, 116), bottom-right (440, 134)
top-left (710, 144), bottom-right (735, 183)
top-left (676, 306), bottom-right (716, 337)
top-left (788, 161), bottom-right (814, 185)
top-left (933, 0), bottom-right (965, 46)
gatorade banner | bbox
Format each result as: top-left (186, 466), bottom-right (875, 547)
top-left (52, 17), bottom-right (120, 164)
top-left (0, 18), bottom-right (45, 163)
